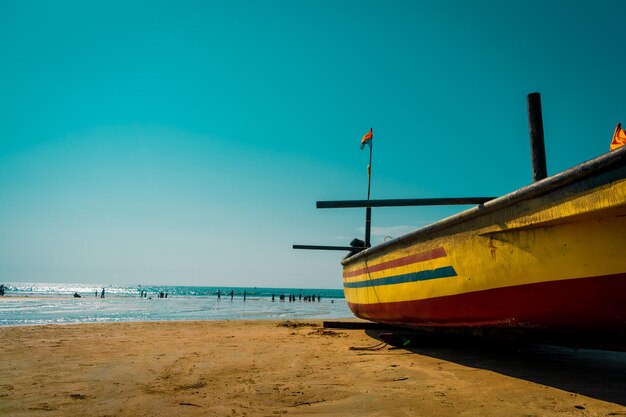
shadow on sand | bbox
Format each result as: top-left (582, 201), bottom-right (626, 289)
top-left (365, 329), bottom-right (626, 406)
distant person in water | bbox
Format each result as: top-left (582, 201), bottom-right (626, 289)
top-left (230, 290), bottom-right (234, 301)
top-left (73, 292), bottom-right (81, 298)
top-left (100, 288), bottom-right (105, 298)
top-left (217, 290), bottom-right (221, 300)
top-left (243, 290), bottom-right (247, 302)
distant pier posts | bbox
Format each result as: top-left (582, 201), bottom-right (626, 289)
top-left (527, 92), bottom-right (547, 182)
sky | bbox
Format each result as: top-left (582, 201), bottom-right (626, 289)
top-left (1, 0), bottom-right (625, 288)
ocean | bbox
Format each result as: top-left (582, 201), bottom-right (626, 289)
top-left (0, 282), bottom-right (353, 326)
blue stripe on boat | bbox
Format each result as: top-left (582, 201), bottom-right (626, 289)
top-left (343, 266), bottom-right (457, 289)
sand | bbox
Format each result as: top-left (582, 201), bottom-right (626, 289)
top-left (2, 320), bottom-right (626, 417)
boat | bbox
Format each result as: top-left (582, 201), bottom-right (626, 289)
top-left (295, 94), bottom-right (626, 348)
top-left (342, 145), bottom-right (626, 338)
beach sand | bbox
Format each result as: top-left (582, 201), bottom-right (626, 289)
top-left (2, 320), bottom-right (626, 416)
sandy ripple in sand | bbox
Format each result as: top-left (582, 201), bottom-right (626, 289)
top-left (2, 320), bottom-right (626, 416)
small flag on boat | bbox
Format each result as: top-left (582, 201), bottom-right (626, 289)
top-left (610, 123), bottom-right (626, 151)
top-left (360, 129), bottom-right (373, 150)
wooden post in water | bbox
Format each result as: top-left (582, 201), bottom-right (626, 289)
top-left (527, 92), bottom-right (547, 182)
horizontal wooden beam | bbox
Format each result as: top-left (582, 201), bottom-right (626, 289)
top-left (316, 197), bottom-right (496, 209)
top-left (292, 244), bottom-right (365, 251)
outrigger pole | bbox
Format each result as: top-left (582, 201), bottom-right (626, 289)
top-left (292, 195), bottom-right (496, 252)
top-left (317, 197), bottom-right (495, 209)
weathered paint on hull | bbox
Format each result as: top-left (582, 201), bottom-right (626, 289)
top-left (342, 148), bottom-right (626, 332)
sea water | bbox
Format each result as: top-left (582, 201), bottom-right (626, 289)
top-left (0, 282), bottom-right (353, 326)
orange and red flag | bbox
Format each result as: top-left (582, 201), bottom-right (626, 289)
top-left (610, 123), bottom-right (626, 151)
top-left (360, 129), bottom-right (373, 150)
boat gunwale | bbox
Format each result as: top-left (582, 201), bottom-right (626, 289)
top-left (342, 146), bottom-right (626, 266)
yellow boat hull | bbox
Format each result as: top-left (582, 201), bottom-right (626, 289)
top-left (342, 148), bottom-right (626, 333)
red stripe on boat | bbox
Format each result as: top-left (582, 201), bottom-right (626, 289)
top-left (343, 247), bottom-right (447, 278)
top-left (347, 273), bottom-right (626, 332)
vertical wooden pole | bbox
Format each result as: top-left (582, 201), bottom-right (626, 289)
top-left (527, 92), bottom-right (547, 182)
top-left (364, 207), bottom-right (372, 248)
top-left (365, 128), bottom-right (373, 248)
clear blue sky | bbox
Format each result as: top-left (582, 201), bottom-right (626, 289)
top-left (1, 0), bottom-right (624, 288)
